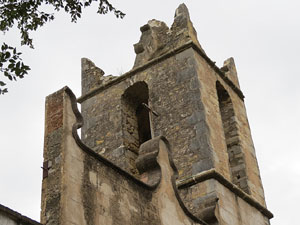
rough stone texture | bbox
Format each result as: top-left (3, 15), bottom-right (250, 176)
top-left (41, 88), bottom-right (64, 225)
top-left (42, 3), bottom-right (272, 225)
top-left (41, 88), bottom-right (205, 225)
top-left (80, 47), bottom-right (215, 180)
top-left (133, 4), bottom-right (204, 69)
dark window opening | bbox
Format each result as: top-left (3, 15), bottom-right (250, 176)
top-left (122, 82), bottom-right (151, 154)
top-left (216, 81), bottom-right (250, 194)
top-left (136, 104), bottom-right (152, 145)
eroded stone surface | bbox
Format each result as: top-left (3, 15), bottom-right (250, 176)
top-left (133, 3), bottom-right (204, 68)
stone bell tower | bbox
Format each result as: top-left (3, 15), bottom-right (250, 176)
top-left (41, 4), bottom-right (272, 225)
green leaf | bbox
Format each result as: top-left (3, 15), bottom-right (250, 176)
top-left (8, 63), bottom-right (14, 69)
top-left (0, 0), bottom-right (124, 95)
top-left (5, 51), bottom-right (11, 59)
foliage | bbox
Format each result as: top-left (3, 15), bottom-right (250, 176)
top-left (0, 0), bottom-right (125, 94)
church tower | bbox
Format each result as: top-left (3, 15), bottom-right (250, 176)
top-left (41, 4), bottom-right (272, 225)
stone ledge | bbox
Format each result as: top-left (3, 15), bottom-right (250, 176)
top-left (176, 168), bottom-right (273, 219)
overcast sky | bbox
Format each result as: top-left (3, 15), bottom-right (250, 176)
top-left (0, 1), bottom-right (299, 224)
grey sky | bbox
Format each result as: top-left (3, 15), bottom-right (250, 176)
top-left (1, 1), bottom-right (299, 224)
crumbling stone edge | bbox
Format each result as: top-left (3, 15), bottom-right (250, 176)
top-left (65, 87), bottom-right (209, 225)
top-left (77, 40), bottom-right (244, 103)
top-left (0, 203), bottom-right (42, 225)
top-left (176, 169), bottom-right (274, 219)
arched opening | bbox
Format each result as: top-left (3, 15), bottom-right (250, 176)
top-left (122, 82), bottom-right (151, 154)
top-left (216, 81), bottom-right (250, 194)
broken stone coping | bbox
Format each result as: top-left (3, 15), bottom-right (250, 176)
top-left (77, 40), bottom-right (244, 104)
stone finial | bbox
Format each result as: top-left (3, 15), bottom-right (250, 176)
top-left (174, 3), bottom-right (191, 19)
top-left (81, 58), bottom-right (105, 76)
top-left (81, 58), bottom-right (116, 95)
top-left (171, 3), bottom-right (202, 50)
top-left (221, 57), bottom-right (240, 89)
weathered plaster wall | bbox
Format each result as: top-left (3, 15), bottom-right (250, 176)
top-left (216, 179), bottom-right (269, 225)
top-left (0, 213), bottom-right (18, 225)
top-left (41, 87), bottom-right (204, 225)
top-left (41, 89), bottom-right (64, 225)
top-left (193, 51), bottom-right (266, 206)
top-left (178, 174), bottom-right (271, 225)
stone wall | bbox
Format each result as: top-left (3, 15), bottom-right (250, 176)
top-left (40, 87), bottom-right (206, 225)
top-left (77, 3), bottom-right (271, 222)
top-left (177, 169), bottom-right (272, 225)
top-left (80, 47), bottom-right (214, 180)
top-left (122, 94), bottom-right (140, 153)
top-left (41, 89), bottom-right (64, 225)
top-left (182, 178), bottom-right (270, 225)
top-left (192, 49), bottom-right (266, 206)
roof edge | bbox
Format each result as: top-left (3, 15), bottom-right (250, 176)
top-left (0, 203), bottom-right (42, 225)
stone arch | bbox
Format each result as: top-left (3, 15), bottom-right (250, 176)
top-left (216, 81), bottom-right (250, 194)
top-left (121, 81), bottom-right (151, 154)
